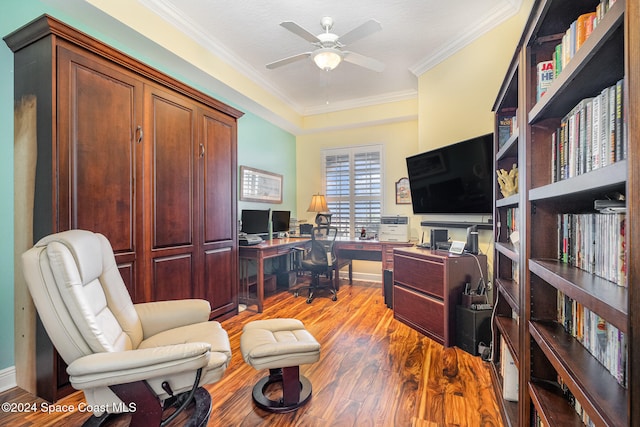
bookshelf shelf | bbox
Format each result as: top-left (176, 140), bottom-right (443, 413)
top-left (495, 242), bottom-right (519, 261)
top-left (530, 259), bottom-right (627, 331)
top-left (496, 193), bottom-right (519, 207)
top-left (529, 320), bottom-right (628, 427)
top-left (497, 131), bottom-right (518, 160)
top-left (496, 315), bottom-right (520, 366)
top-left (496, 277), bottom-right (520, 314)
top-left (528, 380), bottom-right (584, 427)
top-left (529, 160), bottom-right (627, 202)
top-left (492, 0), bottom-right (637, 425)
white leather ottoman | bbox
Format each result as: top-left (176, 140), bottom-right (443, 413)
top-left (240, 318), bottom-right (320, 412)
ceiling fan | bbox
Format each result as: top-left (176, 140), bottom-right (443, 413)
top-left (266, 16), bottom-right (385, 72)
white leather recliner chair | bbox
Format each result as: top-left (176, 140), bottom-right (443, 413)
top-left (21, 229), bottom-right (232, 426)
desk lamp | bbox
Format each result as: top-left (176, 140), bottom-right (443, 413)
top-left (307, 194), bottom-right (331, 225)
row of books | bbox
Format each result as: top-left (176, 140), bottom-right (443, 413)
top-left (558, 213), bottom-right (626, 287)
top-left (556, 379), bottom-right (596, 427)
top-left (552, 0), bottom-right (619, 81)
top-left (558, 291), bottom-right (627, 388)
top-left (550, 79), bottom-right (626, 183)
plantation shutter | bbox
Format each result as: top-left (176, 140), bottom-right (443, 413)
top-left (322, 145), bottom-right (383, 238)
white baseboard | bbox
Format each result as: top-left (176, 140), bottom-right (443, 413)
top-left (339, 271), bottom-right (382, 283)
top-left (0, 366), bottom-right (17, 392)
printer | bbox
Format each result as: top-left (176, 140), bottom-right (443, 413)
top-left (238, 233), bottom-right (263, 246)
top-left (379, 216), bottom-right (410, 242)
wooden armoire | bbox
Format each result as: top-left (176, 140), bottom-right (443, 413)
top-left (5, 14), bottom-right (243, 401)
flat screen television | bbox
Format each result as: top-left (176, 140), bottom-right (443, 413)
top-left (406, 133), bottom-right (493, 215)
top-left (271, 210), bottom-right (291, 233)
top-left (240, 209), bottom-right (270, 234)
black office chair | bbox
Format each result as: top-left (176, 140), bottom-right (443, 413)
top-left (295, 226), bottom-right (338, 304)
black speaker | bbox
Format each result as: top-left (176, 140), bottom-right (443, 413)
top-left (383, 269), bottom-right (393, 308)
top-left (430, 229), bottom-right (448, 249)
top-left (466, 225), bottom-right (478, 254)
top-left (456, 305), bottom-right (492, 356)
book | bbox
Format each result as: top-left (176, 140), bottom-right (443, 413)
top-left (615, 78), bottom-right (624, 161)
top-left (576, 12), bottom-right (597, 51)
top-left (497, 107), bottom-right (517, 147)
top-left (500, 337), bottom-right (518, 401)
top-left (536, 60), bottom-right (554, 101)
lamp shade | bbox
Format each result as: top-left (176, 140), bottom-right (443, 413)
top-left (313, 49), bottom-right (342, 71)
top-left (307, 194), bottom-right (329, 212)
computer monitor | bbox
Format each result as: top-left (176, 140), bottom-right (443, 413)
top-left (240, 209), bottom-right (270, 235)
top-left (272, 210), bottom-right (291, 233)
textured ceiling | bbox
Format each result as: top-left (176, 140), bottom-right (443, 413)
top-left (136, 0), bottom-right (522, 115)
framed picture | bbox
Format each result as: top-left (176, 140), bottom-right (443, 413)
top-left (240, 166), bottom-right (283, 203)
top-left (395, 177), bottom-right (411, 204)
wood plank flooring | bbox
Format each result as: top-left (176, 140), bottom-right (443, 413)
top-left (0, 280), bottom-right (503, 426)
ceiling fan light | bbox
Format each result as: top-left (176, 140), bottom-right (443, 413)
top-left (313, 49), bottom-right (342, 71)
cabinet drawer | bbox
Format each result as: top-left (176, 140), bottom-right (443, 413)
top-left (393, 285), bottom-right (444, 343)
top-left (393, 254), bottom-right (444, 298)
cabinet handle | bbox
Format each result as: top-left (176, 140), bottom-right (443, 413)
top-left (136, 125), bottom-right (143, 144)
top-left (200, 143), bottom-right (205, 158)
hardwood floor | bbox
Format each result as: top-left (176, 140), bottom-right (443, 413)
top-left (0, 280), bottom-right (503, 426)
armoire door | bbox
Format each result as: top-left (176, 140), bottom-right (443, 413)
top-left (199, 106), bottom-right (238, 318)
top-left (142, 84), bottom-right (198, 303)
top-left (56, 43), bottom-right (143, 299)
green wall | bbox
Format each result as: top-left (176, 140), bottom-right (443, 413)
top-left (238, 112), bottom-right (297, 217)
top-left (0, 1), bottom-right (296, 372)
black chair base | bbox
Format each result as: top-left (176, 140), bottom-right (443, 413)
top-left (252, 367), bottom-right (313, 413)
top-left (294, 272), bottom-right (338, 304)
top-left (83, 383), bottom-right (212, 427)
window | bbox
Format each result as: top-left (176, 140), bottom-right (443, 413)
top-left (322, 145), bottom-right (383, 238)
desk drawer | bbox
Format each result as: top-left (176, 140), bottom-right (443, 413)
top-left (337, 242), bottom-right (382, 251)
top-left (393, 254), bottom-right (444, 298)
top-left (393, 285), bottom-right (444, 343)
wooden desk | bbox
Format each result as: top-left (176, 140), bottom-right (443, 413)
top-left (334, 239), bottom-right (414, 293)
top-left (238, 237), bottom-right (415, 312)
top-left (238, 237), bottom-right (309, 312)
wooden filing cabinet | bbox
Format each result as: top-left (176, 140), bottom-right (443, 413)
top-left (393, 247), bottom-right (487, 346)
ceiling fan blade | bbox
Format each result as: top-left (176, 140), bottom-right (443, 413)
top-left (342, 51), bottom-right (385, 72)
top-left (280, 21), bottom-right (321, 43)
top-left (266, 52), bottom-right (312, 69)
top-left (337, 19), bottom-right (382, 46)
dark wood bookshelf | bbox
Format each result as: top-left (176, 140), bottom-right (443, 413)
top-left (529, 320), bottom-right (628, 427)
top-left (491, 0), bottom-right (637, 425)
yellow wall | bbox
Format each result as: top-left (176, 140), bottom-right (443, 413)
top-left (419, 0), bottom-right (535, 150)
top-left (297, 119), bottom-right (419, 279)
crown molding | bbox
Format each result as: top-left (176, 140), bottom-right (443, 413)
top-left (137, 0), bottom-right (306, 114)
top-left (409, 0), bottom-right (522, 76)
top-left (303, 89), bottom-right (418, 116)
